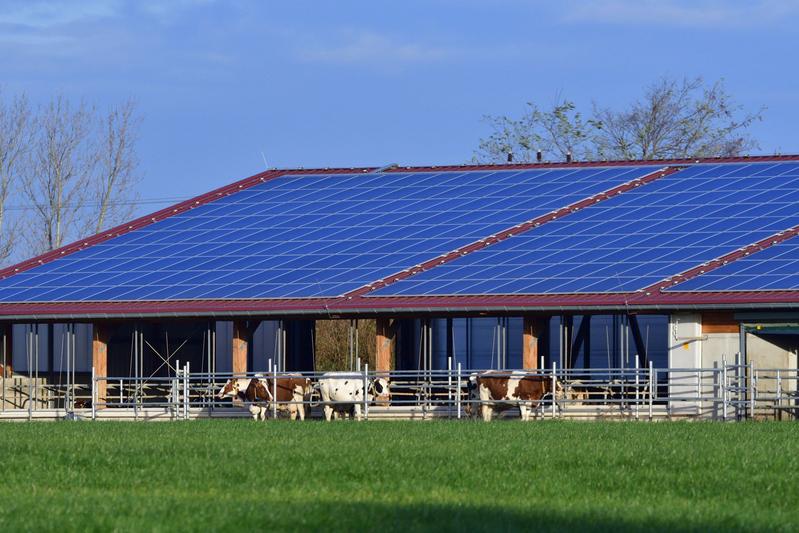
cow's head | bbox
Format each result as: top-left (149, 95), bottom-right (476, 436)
top-left (368, 377), bottom-right (390, 401)
top-left (217, 378), bottom-right (250, 399)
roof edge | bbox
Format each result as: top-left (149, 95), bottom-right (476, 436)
top-left (4, 290), bottom-right (799, 320)
top-left (0, 166), bottom-right (375, 282)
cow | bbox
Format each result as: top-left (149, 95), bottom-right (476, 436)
top-left (316, 372), bottom-right (390, 421)
top-left (467, 370), bottom-right (563, 421)
top-left (217, 376), bottom-right (312, 421)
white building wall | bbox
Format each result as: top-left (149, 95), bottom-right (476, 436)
top-left (668, 313), bottom-right (702, 415)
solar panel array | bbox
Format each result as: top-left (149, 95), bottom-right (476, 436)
top-left (669, 236), bottom-right (799, 292)
top-left (0, 166), bottom-right (654, 302)
top-left (373, 162), bottom-right (799, 296)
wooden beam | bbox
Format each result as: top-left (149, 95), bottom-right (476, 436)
top-left (523, 317), bottom-right (546, 370)
top-left (1, 323), bottom-right (11, 378)
top-left (92, 323), bottom-right (109, 408)
top-left (232, 321), bottom-right (250, 375)
top-left (701, 312), bottom-right (738, 334)
top-left (375, 318), bottom-right (394, 372)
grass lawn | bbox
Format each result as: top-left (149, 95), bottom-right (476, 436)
top-left (0, 420), bottom-right (797, 532)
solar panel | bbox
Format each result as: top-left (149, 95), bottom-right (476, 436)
top-left (668, 237), bottom-right (799, 291)
top-left (0, 166), bottom-right (655, 302)
top-left (373, 162), bottom-right (799, 296)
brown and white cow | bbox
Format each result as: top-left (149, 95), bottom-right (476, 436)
top-left (217, 376), bottom-right (312, 421)
top-left (468, 370), bottom-right (562, 421)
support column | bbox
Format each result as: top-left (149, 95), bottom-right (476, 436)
top-left (92, 323), bottom-right (109, 408)
top-left (523, 317), bottom-right (546, 370)
top-left (232, 321), bottom-right (250, 375)
top-left (375, 317), bottom-right (394, 405)
top-left (1, 323), bottom-right (11, 377)
top-left (375, 318), bottom-right (394, 372)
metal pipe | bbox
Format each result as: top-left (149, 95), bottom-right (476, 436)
top-left (648, 360), bottom-right (654, 421)
top-left (722, 355), bottom-right (728, 421)
top-left (91, 365), bottom-right (96, 420)
top-left (272, 359), bottom-right (278, 420)
top-left (456, 362), bottom-right (462, 420)
top-left (551, 361), bottom-right (557, 418)
top-left (447, 356), bottom-right (452, 419)
top-left (363, 363), bottom-right (368, 420)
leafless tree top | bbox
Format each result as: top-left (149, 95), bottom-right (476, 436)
top-left (475, 77), bottom-right (764, 164)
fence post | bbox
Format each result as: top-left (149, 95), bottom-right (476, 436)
top-left (184, 362), bottom-right (190, 420)
top-left (749, 362), bottom-right (756, 420)
top-left (456, 362), bottom-right (462, 420)
top-left (634, 356), bottom-right (640, 421)
top-left (551, 361), bottom-right (557, 418)
top-left (363, 363), bottom-right (369, 421)
top-left (91, 366), bottom-right (96, 421)
top-left (776, 369), bottom-right (782, 416)
top-left (447, 357), bottom-right (452, 419)
top-left (722, 356), bottom-right (728, 421)
top-left (174, 359), bottom-right (180, 420)
top-left (272, 361), bottom-right (278, 420)
top-left (696, 366), bottom-right (702, 417)
top-left (648, 361), bottom-right (654, 421)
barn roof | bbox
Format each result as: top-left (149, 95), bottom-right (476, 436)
top-left (2, 155), bottom-right (799, 319)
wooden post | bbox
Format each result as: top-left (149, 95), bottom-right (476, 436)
top-left (375, 317), bottom-right (393, 405)
top-left (232, 321), bottom-right (250, 375)
top-left (523, 317), bottom-right (545, 370)
top-left (376, 318), bottom-right (394, 372)
top-left (92, 323), bottom-right (109, 408)
top-left (1, 323), bottom-right (11, 377)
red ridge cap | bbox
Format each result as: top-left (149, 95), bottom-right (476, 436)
top-left (343, 165), bottom-right (682, 299)
top-left (636, 225), bottom-right (799, 295)
top-left (383, 154), bottom-right (799, 172)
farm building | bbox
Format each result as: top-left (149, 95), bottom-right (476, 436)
top-left (0, 155), bottom-right (798, 420)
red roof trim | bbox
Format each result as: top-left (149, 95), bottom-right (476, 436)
top-left (345, 166), bottom-right (681, 298)
top-left (383, 154), bottom-right (799, 172)
top-left (5, 290), bottom-right (799, 318)
top-left (642, 226), bottom-right (799, 294)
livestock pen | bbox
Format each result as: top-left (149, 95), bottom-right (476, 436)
top-left (4, 158), bottom-right (799, 424)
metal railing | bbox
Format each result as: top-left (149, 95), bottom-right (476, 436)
top-left (2, 356), bottom-right (797, 421)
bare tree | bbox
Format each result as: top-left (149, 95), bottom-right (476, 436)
top-left (91, 99), bottom-right (139, 234)
top-left (475, 77), bottom-right (763, 163)
top-left (0, 92), bottom-right (30, 263)
top-left (593, 77), bottom-right (763, 160)
top-left (21, 96), bottom-right (96, 254)
top-left (475, 99), bottom-right (597, 163)
top-left (14, 95), bottom-right (141, 257)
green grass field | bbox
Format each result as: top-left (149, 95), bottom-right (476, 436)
top-left (0, 421), bottom-right (797, 532)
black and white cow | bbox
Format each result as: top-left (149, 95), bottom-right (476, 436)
top-left (317, 372), bottom-right (389, 421)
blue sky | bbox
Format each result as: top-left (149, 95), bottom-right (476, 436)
top-left (2, 0), bottom-right (798, 207)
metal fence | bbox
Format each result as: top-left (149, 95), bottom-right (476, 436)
top-left (2, 356), bottom-right (797, 421)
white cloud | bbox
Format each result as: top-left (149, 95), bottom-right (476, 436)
top-left (297, 31), bottom-right (454, 66)
top-left (562, 0), bottom-right (799, 28)
top-left (0, 0), bottom-right (217, 29)
top-left (0, 0), bottom-right (123, 28)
